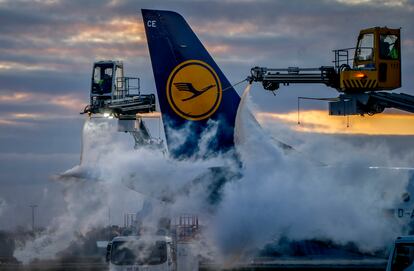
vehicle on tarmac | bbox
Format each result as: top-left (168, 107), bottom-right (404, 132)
top-left (106, 215), bottom-right (200, 271)
top-left (106, 235), bottom-right (175, 271)
top-left (387, 236), bottom-right (414, 271)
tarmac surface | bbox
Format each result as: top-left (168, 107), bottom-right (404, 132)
top-left (0, 263), bottom-right (107, 271)
top-left (0, 258), bottom-right (388, 271)
top-left (203, 258), bottom-right (388, 270)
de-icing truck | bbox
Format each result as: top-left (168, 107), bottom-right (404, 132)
top-left (106, 215), bottom-right (200, 271)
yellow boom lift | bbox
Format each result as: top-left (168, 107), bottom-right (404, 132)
top-left (249, 27), bottom-right (414, 115)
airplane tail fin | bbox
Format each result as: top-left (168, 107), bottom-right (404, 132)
top-left (142, 9), bottom-right (241, 159)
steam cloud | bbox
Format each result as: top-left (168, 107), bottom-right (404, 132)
top-left (0, 197), bottom-right (6, 217)
top-left (14, 84), bottom-right (412, 264)
top-left (211, 84), bottom-right (409, 259)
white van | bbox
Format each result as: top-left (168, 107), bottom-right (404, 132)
top-left (107, 235), bottom-right (175, 271)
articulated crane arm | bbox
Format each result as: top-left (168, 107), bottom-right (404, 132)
top-left (249, 66), bottom-right (339, 91)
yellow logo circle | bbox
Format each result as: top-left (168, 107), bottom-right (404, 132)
top-left (166, 60), bottom-right (222, 121)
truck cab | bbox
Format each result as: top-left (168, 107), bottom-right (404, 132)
top-left (339, 27), bottom-right (401, 92)
top-left (107, 235), bottom-right (175, 271)
top-left (83, 60), bottom-right (156, 117)
top-left (90, 60), bottom-right (124, 106)
top-left (386, 236), bottom-right (414, 271)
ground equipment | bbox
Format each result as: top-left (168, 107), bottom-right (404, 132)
top-left (82, 60), bottom-right (156, 117)
top-left (249, 27), bottom-right (414, 116)
top-left (81, 60), bottom-right (162, 149)
top-left (386, 236), bottom-right (414, 271)
top-left (105, 215), bottom-right (200, 271)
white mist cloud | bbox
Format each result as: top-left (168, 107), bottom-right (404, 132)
top-left (14, 119), bottom-right (144, 263)
top-left (0, 197), bottom-right (6, 217)
top-left (13, 118), bottom-right (232, 263)
top-left (14, 87), bottom-right (413, 265)
top-left (209, 84), bottom-right (410, 261)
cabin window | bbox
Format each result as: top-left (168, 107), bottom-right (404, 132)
top-left (111, 240), bottom-right (167, 266)
top-left (355, 33), bottom-right (374, 62)
top-left (104, 67), bottom-right (113, 77)
top-left (93, 66), bottom-right (113, 85)
top-left (93, 66), bottom-right (101, 84)
top-left (380, 34), bottom-right (399, 60)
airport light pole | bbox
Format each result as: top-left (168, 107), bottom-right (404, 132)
top-left (29, 205), bottom-right (38, 232)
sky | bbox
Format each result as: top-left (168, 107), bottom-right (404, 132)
top-left (0, 0), bottom-right (414, 230)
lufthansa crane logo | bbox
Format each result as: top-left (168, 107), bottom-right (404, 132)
top-left (166, 60), bottom-right (222, 121)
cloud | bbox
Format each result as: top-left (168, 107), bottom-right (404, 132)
top-left (0, 91), bottom-right (85, 127)
top-left (0, 92), bottom-right (31, 103)
top-left (0, 91), bottom-right (84, 109)
top-left (207, 85), bottom-right (411, 262)
top-left (13, 118), bottom-right (230, 262)
top-left (63, 18), bottom-right (145, 45)
top-left (14, 86), bottom-right (413, 266)
top-left (334, 0), bottom-right (409, 7)
top-left (0, 198), bottom-right (7, 217)
top-left (0, 0), bottom-right (413, 101)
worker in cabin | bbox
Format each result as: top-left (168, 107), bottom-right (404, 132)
top-left (389, 37), bottom-right (400, 59)
top-left (98, 67), bottom-right (113, 94)
top-left (101, 74), bottom-right (112, 93)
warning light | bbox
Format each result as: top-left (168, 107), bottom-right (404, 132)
top-left (354, 73), bottom-right (367, 79)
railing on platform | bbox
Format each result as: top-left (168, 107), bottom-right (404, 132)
top-left (114, 77), bottom-right (140, 100)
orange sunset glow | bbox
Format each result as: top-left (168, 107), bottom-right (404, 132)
top-left (256, 110), bottom-right (414, 135)
top-left (64, 18), bottom-right (145, 45)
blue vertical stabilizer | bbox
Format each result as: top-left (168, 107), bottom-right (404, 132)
top-left (142, 9), bottom-right (241, 159)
